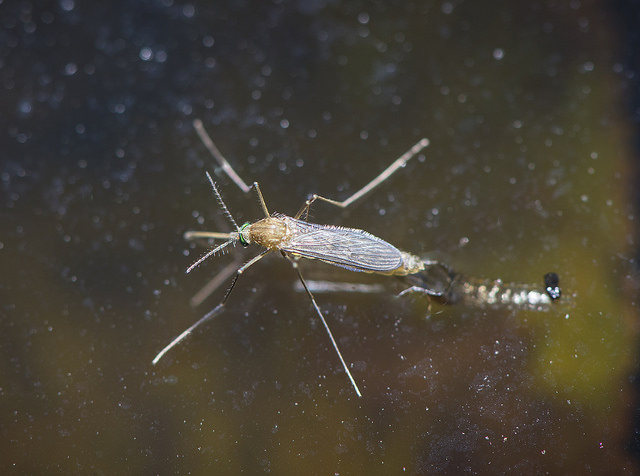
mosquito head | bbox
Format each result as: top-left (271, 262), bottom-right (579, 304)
top-left (238, 222), bottom-right (252, 247)
top-left (184, 173), bottom-right (249, 275)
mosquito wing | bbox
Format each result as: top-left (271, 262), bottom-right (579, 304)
top-left (280, 216), bottom-right (403, 273)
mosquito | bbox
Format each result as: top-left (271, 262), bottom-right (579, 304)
top-left (152, 123), bottom-right (430, 397)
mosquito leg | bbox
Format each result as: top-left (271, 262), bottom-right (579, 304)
top-left (184, 230), bottom-right (236, 241)
top-left (190, 257), bottom-right (244, 308)
top-left (294, 138), bottom-right (429, 219)
top-left (193, 119), bottom-right (252, 194)
top-left (152, 249), bottom-right (271, 365)
top-left (396, 286), bottom-right (433, 315)
top-left (295, 194), bottom-right (319, 221)
top-left (397, 285), bottom-right (433, 297)
top-left (152, 302), bottom-right (227, 365)
top-left (285, 254), bottom-right (362, 398)
top-left (251, 182), bottom-right (271, 217)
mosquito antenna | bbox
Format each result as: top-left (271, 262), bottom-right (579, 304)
top-left (186, 239), bottom-right (235, 274)
top-left (205, 171), bottom-right (240, 231)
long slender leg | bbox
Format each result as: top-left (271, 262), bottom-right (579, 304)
top-left (152, 249), bottom-right (271, 364)
top-left (396, 286), bottom-right (434, 316)
top-left (285, 254), bottom-right (362, 398)
top-left (184, 230), bottom-right (235, 241)
top-left (193, 119), bottom-right (252, 193)
top-left (294, 138), bottom-right (429, 219)
top-left (251, 182), bottom-right (271, 217)
top-left (194, 119), bottom-right (428, 220)
top-left (190, 257), bottom-right (244, 308)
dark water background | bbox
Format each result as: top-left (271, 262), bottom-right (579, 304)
top-left (2, 1), bottom-right (639, 474)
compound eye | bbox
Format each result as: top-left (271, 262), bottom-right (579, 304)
top-left (239, 222), bottom-right (251, 247)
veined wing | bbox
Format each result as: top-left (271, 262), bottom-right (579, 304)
top-left (280, 217), bottom-right (403, 273)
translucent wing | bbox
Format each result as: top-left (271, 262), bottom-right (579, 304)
top-left (280, 217), bottom-right (403, 273)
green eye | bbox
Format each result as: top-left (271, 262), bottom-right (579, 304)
top-left (239, 222), bottom-right (251, 247)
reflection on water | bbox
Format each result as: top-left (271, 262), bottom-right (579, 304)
top-left (402, 262), bottom-right (561, 311)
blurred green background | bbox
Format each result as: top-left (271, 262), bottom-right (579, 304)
top-left (1, 1), bottom-right (639, 474)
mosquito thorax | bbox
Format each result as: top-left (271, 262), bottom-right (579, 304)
top-left (248, 217), bottom-right (288, 250)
